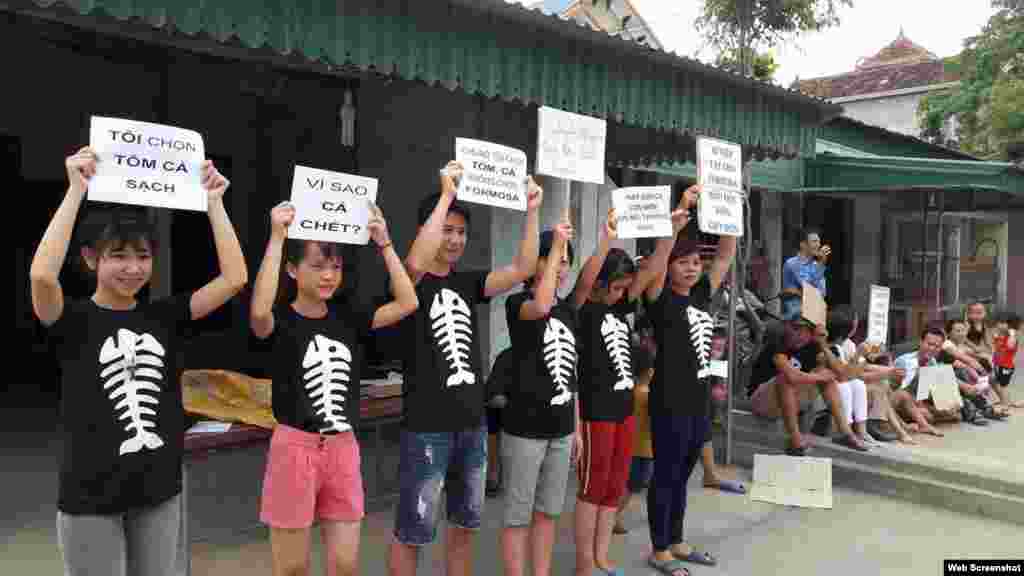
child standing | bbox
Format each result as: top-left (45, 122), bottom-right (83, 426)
top-left (250, 200), bottom-right (418, 576)
top-left (32, 147), bottom-right (247, 576)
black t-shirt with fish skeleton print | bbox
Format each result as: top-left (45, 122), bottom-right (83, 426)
top-left (503, 292), bottom-right (578, 439)
top-left (264, 298), bottom-right (373, 435)
top-left (400, 270), bottom-right (491, 432)
top-left (648, 276), bottom-right (714, 417)
top-left (578, 300), bottom-right (635, 422)
top-left (46, 295), bottom-right (192, 515)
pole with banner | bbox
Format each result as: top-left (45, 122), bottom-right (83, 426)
top-left (696, 136), bottom-right (746, 466)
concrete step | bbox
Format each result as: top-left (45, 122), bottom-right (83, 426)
top-left (718, 410), bottom-right (1024, 526)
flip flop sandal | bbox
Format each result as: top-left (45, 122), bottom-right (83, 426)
top-left (673, 549), bottom-right (717, 566)
top-left (648, 557), bottom-right (690, 576)
top-left (706, 479), bottom-right (746, 494)
top-left (784, 445), bottom-right (811, 457)
top-left (833, 435), bottom-right (870, 451)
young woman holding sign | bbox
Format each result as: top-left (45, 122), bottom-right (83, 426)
top-left (31, 146), bottom-right (247, 576)
top-left (250, 200), bottom-right (418, 576)
top-left (569, 194), bottom-right (692, 576)
top-left (639, 184), bottom-right (736, 576)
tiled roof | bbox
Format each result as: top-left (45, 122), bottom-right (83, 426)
top-left (796, 31), bottom-right (957, 99)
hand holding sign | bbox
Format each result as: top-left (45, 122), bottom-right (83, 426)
top-left (65, 147), bottom-right (98, 197)
top-left (440, 161), bottom-right (464, 200)
top-left (367, 202), bottom-right (392, 248)
top-left (270, 201), bottom-right (296, 240)
top-left (201, 161), bottom-right (230, 203)
top-left (527, 176), bottom-right (544, 212)
top-left (603, 208), bottom-right (619, 241)
top-left (671, 185), bottom-right (699, 236)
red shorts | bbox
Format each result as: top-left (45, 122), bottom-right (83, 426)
top-left (260, 424), bottom-right (365, 529)
top-left (577, 416), bottom-right (635, 508)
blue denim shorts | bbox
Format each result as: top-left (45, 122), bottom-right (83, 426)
top-left (393, 423), bottom-right (488, 545)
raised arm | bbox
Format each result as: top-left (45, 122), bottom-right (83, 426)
top-left (571, 208), bottom-right (616, 309)
top-left (369, 203), bottom-right (420, 329)
top-left (250, 202), bottom-right (293, 339)
top-left (707, 234), bottom-right (738, 293)
top-left (30, 147), bottom-right (95, 326)
top-left (632, 184), bottom-right (698, 302)
top-left (404, 161), bottom-right (461, 282)
top-left (519, 221), bottom-right (573, 321)
top-left (484, 177), bottom-right (542, 298)
top-left (189, 161), bottom-right (248, 321)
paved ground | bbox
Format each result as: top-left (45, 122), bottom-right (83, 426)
top-left (3, 399), bottom-right (1022, 575)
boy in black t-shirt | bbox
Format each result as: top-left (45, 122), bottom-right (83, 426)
top-left (31, 147), bottom-right (247, 576)
top-left (388, 161), bottom-right (543, 576)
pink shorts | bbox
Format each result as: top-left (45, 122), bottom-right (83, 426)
top-left (260, 424), bottom-right (364, 529)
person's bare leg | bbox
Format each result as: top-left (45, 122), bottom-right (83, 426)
top-left (614, 491), bottom-right (632, 532)
top-left (774, 374), bottom-right (804, 449)
top-left (885, 402), bottom-right (916, 444)
top-left (530, 512), bottom-right (557, 576)
top-left (388, 542), bottom-right (419, 576)
top-left (502, 525), bottom-right (528, 576)
top-left (594, 506), bottom-right (619, 573)
top-left (892, 391), bottom-right (942, 436)
top-left (701, 441), bottom-right (721, 485)
top-left (446, 525), bottom-right (474, 576)
top-left (321, 521), bottom-right (360, 576)
top-left (270, 527), bottom-right (312, 576)
top-left (818, 378), bottom-right (866, 449)
top-left (574, 499), bottom-right (598, 576)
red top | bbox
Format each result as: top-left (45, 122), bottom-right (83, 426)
top-left (993, 334), bottom-right (1018, 369)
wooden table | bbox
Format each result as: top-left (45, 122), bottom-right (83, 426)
top-left (179, 395), bottom-right (403, 575)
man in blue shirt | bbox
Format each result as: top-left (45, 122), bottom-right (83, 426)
top-left (781, 228), bottom-right (830, 318)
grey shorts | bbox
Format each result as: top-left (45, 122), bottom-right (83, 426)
top-left (501, 432), bottom-right (573, 527)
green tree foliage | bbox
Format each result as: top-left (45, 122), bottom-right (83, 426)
top-left (918, 0), bottom-right (1023, 160)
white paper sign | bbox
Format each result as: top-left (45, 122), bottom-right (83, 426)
top-left (611, 186), bottom-right (672, 239)
top-left (288, 165), bottom-right (379, 245)
top-left (536, 106), bottom-right (607, 184)
top-left (696, 137), bottom-right (744, 237)
top-left (88, 116), bottom-right (207, 211)
top-left (916, 364), bottom-right (959, 404)
top-left (751, 454), bottom-right (832, 509)
top-left (454, 138), bottom-right (528, 211)
top-left (867, 285), bottom-right (891, 345)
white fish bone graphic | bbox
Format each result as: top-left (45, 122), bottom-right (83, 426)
top-left (99, 328), bottom-right (166, 456)
top-left (687, 306), bottom-right (715, 379)
top-left (600, 313), bottom-right (634, 391)
top-left (430, 288), bottom-right (476, 387)
top-left (543, 317), bottom-right (577, 406)
top-left (302, 334), bottom-right (353, 434)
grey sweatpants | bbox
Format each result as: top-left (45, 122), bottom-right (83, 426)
top-left (57, 494), bottom-right (181, 576)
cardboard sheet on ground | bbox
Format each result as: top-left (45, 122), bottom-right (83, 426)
top-left (750, 454), bottom-right (833, 509)
top-left (455, 138), bottom-right (528, 211)
top-left (867, 285), bottom-right (891, 345)
top-left (611, 186), bottom-right (672, 238)
top-left (88, 116), bottom-right (207, 211)
top-left (696, 136), bottom-right (744, 237)
top-left (288, 165), bottom-right (378, 245)
top-left (535, 106), bottom-right (607, 184)
top-left (801, 283), bottom-right (827, 327)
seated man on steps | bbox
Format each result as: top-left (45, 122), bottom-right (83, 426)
top-left (748, 303), bottom-right (868, 456)
top-left (893, 324), bottom-right (964, 431)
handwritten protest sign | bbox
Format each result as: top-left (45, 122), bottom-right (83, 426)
top-left (611, 186), bottom-right (672, 239)
top-left (867, 285), bottom-right (891, 345)
top-left (454, 138), bottom-right (528, 211)
top-left (918, 365), bottom-right (962, 411)
top-left (696, 136), bottom-right (744, 237)
top-left (801, 283), bottom-right (827, 327)
top-left (288, 165), bottom-right (378, 245)
top-left (89, 116), bottom-right (206, 211)
top-left (536, 106), bottom-right (607, 185)
top-left (751, 454), bottom-right (832, 509)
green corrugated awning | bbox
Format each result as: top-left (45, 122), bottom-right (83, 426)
top-left (635, 158), bottom-right (804, 191)
top-left (805, 155), bottom-right (1024, 196)
top-left (10, 0), bottom-right (839, 163)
